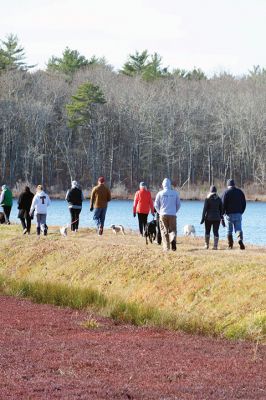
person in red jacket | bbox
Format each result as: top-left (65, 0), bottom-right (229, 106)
top-left (133, 182), bottom-right (154, 235)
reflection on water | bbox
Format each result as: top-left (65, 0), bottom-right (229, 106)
top-left (6, 199), bottom-right (266, 246)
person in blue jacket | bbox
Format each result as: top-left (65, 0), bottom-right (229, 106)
top-left (221, 179), bottom-right (246, 250)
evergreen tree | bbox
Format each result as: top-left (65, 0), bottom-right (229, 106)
top-left (47, 47), bottom-right (89, 75)
top-left (120, 50), bottom-right (149, 76)
top-left (0, 34), bottom-right (33, 72)
top-left (66, 82), bottom-right (106, 128)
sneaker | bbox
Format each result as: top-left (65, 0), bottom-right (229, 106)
top-left (23, 228), bottom-right (28, 235)
top-left (98, 226), bottom-right (103, 236)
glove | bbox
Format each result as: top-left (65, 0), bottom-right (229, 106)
top-left (90, 206), bottom-right (93, 212)
top-left (152, 213), bottom-right (155, 217)
top-left (200, 219), bottom-right (204, 225)
top-left (133, 213), bottom-right (136, 218)
top-left (221, 218), bottom-right (226, 228)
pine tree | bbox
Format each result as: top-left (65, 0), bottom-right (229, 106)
top-left (66, 82), bottom-right (106, 128)
top-left (0, 34), bottom-right (33, 72)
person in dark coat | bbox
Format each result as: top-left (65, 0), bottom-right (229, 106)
top-left (65, 181), bottom-right (84, 232)
top-left (221, 179), bottom-right (246, 250)
top-left (200, 185), bottom-right (224, 250)
top-left (17, 186), bottom-right (34, 234)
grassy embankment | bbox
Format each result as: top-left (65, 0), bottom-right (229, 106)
top-left (0, 225), bottom-right (265, 342)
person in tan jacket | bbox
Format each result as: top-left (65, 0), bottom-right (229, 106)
top-left (90, 176), bottom-right (111, 235)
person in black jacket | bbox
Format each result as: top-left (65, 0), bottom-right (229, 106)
top-left (17, 186), bottom-right (34, 234)
top-left (200, 185), bottom-right (224, 250)
top-left (65, 181), bottom-right (84, 232)
top-left (221, 179), bottom-right (246, 250)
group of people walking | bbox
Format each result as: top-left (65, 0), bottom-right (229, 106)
top-left (0, 177), bottom-right (246, 250)
top-left (133, 178), bottom-right (246, 251)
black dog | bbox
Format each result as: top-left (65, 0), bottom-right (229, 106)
top-left (144, 219), bottom-right (157, 245)
top-left (0, 212), bottom-right (5, 224)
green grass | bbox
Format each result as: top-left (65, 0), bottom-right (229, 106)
top-left (0, 225), bottom-right (265, 342)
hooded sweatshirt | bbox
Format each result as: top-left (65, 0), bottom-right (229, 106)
top-left (30, 190), bottom-right (51, 215)
top-left (0, 185), bottom-right (13, 207)
top-left (154, 178), bottom-right (181, 216)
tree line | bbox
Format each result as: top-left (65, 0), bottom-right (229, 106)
top-left (0, 34), bottom-right (266, 192)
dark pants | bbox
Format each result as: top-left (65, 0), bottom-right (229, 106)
top-left (205, 220), bottom-right (220, 237)
top-left (19, 210), bottom-right (32, 233)
top-left (3, 206), bottom-right (11, 223)
top-left (137, 213), bottom-right (148, 235)
top-left (156, 213), bottom-right (162, 244)
top-left (69, 208), bottom-right (81, 231)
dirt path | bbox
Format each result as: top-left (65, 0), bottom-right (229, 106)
top-left (0, 295), bottom-right (265, 400)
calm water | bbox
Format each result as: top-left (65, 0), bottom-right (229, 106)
top-left (6, 199), bottom-right (266, 246)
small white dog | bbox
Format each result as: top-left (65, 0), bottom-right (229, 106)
top-left (110, 224), bottom-right (125, 235)
top-left (183, 224), bottom-right (196, 237)
top-left (60, 226), bottom-right (68, 237)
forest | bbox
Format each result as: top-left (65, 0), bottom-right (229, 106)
top-left (0, 34), bottom-right (266, 193)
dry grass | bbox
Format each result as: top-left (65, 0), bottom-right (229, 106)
top-left (0, 225), bottom-right (265, 341)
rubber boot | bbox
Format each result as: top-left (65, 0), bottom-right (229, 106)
top-left (237, 231), bottom-right (245, 250)
top-left (204, 235), bottom-right (210, 249)
top-left (212, 236), bottom-right (219, 250)
top-left (227, 234), bottom-right (233, 249)
top-left (37, 227), bottom-right (41, 236)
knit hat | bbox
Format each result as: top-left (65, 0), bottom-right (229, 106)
top-left (227, 179), bottom-right (235, 187)
top-left (210, 185), bottom-right (217, 193)
top-left (71, 180), bottom-right (78, 188)
top-left (98, 176), bottom-right (105, 184)
top-left (139, 182), bottom-right (146, 188)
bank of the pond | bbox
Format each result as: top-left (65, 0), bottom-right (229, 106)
top-left (0, 225), bottom-right (265, 342)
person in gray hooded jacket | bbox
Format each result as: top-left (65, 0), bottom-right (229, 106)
top-left (154, 178), bottom-right (181, 251)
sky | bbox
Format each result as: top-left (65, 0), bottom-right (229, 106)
top-left (1, 0), bottom-right (266, 76)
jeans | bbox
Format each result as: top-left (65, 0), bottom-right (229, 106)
top-left (93, 207), bottom-right (107, 228)
top-left (226, 213), bottom-right (243, 236)
top-left (36, 214), bottom-right (47, 231)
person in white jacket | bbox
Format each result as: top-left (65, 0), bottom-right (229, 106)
top-left (30, 185), bottom-right (51, 236)
top-left (154, 178), bottom-right (181, 252)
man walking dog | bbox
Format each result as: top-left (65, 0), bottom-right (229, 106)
top-left (154, 178), bottom-right (181, 252)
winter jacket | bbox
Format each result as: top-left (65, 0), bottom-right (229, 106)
top-left (18, 190), bottom-right (34, 212)
top-left (201, 193), bottom-right (223, 223)
top-left (90, 184), bottom-right (111, 209)
top-left (30, 191), bottom-right (51, 215)
top-left (221, 187), bottom-right (246, 215)
top-left (0, 186), bottom-right (13, 207)
top-left (66, 186), bottom-right (84, 209)
top-left (154, 178), bottom-right (181, 216)
top-left (133, 188), bottom-right (154, 215)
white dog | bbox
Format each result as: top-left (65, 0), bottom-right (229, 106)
top-left (110, 224), bottom-right (125, 235)
top-left (60, 226), bottom-right (68, 237)
top-left (183, 224), bottom-right (196, 237)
